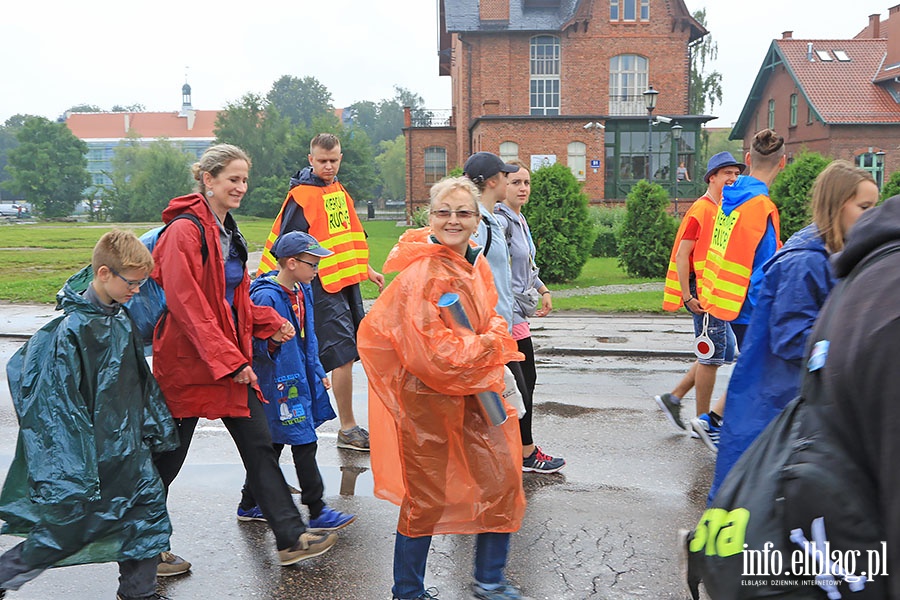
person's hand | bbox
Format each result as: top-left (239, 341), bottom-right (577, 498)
top-left (233, 365), bottom-right (258, 386)
top-left (368, 265), bottom-right (385, 293)
top-left (322, 376), bottom-right (331, 390)
top-left (535, 291), bottom-right (552, 317)
top-left (271, 321), bottom-right (295, 343)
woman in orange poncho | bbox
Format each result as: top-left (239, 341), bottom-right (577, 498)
top-left (358, 176), bottom-right (527, 600)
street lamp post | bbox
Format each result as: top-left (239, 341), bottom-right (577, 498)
top-left (643, 85), bottom-right (659, 181)
top-left (671, 122), bottom-right (683, 216)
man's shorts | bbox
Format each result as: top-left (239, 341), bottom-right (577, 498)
top-left (688, 276), bottom-right (736, 366)
top-left (311, 280), bottom-right (365, 373)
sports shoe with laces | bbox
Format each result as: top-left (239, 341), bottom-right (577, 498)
top-left (471, 581), bottom-right (529, 599)
top-left (690, 413), bottom-right (720, 454)
top-left (156, 551), bottom-right (191, 577)
top-left (237, 505), bottom-right (266, 522)
top-left (654, 393), bottom-right (686, 430)
top-left (307, 506), bottom-right (356, 532)
top-left (337, 425), bottom-right (370, 451)
top-left (393, 587), bottom-right (440, 599)
top-left (117, 594), bottom-right (172, 600)
top-left (522, 446), bottom-right (565, 474)
top-left (278, 531), bottom-right (338, 566)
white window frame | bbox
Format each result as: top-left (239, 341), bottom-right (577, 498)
top-left (499, 141), bottom-right (519, 164)
top-left (568, 141), bottom-right (587, 181)
top-left (609, 54), bottom-right (649, 115)
top-left (424, 146), bottom-right (447, 186)
top-left (530, 35), bottom-right (561, 116)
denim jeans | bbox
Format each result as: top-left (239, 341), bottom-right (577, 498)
top-left (392, 531), bottom-right (511, 599)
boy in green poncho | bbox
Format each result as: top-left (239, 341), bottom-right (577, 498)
top-left (0, 230), bottom-right (179, 600)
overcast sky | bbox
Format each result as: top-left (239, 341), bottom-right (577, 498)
top-left (0, 1), bottom-right (892, 127)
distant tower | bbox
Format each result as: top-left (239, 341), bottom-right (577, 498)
top-left (180, 82), bottom-right (193, 116)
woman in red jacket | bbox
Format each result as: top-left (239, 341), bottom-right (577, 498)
top-left (151, 144), bottom-right (337, 569)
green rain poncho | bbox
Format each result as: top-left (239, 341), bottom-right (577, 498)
top-left (0, 277), bottom-right (178, 567)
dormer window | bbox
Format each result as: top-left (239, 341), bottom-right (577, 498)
top-left (610, 0), bottom-right (649, 22)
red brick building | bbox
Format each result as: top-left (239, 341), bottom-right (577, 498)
top-left (404, 0), bottom-right (711, 212)
top-left (730, 6), bottom-right (900, 187)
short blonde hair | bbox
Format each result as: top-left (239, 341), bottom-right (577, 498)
top-left (811, 160), bottom-right (876, 253)
top-left (429, 176), bottom-right (480, 211)
top-left (92, 229), bottom-right (153, 276)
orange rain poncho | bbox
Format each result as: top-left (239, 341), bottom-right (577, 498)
top-left (358, 228), bottom-right (526, 537)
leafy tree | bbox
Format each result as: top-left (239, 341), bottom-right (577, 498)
top-left (103, 137), bottom-right (195, 222)
top-left (214, 93), bottom-right (305, 216)
top-left (689, 9), bottom-right (723, 115)
top-left (770, 151), bottom-right (830, 241)
top-left (617, 180), bottom-right (677, 277)
top-left (336, 128), bottom-right (377, 202)
top-left (111, 104), bottom-right (146, 112)
top-left (66, 104), bottom-right (103, 113)
top-left (6, 116), bottom-right (89, 217)
top-left (880, 170), bottom-right (900, 202)
top-left (522, 163), bottom-right (596, 282)
top-left (0, 115), bottom-right (31, 199)
top-left (375, 136), bottom-right (406, 200)
top-left (589, 206), bottom-right (626, 257)
top-left (266, 75), bottom-right (334, 128)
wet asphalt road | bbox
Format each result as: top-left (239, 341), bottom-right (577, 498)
top-left (0, 308), bottom-right (729, 599)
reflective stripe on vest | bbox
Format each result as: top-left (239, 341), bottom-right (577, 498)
top-left (258, 182), bottom-right (369, 293)
top-left (699, 196), bottom-right (780, 321)
top-left (662, 195), bottom-right (718, 312)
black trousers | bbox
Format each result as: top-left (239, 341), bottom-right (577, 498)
top-left (153, 387), bottom-right (306, 550)
top-left (508, 337), bottom-right (536, 447)
top-left (240, 441), bottom-right (326, 520)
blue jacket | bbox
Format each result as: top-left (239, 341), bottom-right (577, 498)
top-left (250, 274), bottom-right (336, 445)
top-left (709, 223), bottom-right (835, 502)
top-left (720, 175), bottom-right (780, 324)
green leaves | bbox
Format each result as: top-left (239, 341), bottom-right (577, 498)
top-left (770, 151), bottom-right (830, 242)
top-left (617, 180), bottom-right (677, 278)
top-left (6, 117), bottom-right (89, 218)
top-left (523, 163), bottom-right (596, 283)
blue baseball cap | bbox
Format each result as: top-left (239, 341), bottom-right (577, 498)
top-left (271, 231), bottom-right (333, 259)
top-left (704, 152), bottom-right (746, 183)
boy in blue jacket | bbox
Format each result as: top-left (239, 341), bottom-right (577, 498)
top-left (236, 231), bottom-right (355, 532)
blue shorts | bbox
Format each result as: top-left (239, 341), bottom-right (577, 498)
top-left (688, 276), bottom-right (736, 366)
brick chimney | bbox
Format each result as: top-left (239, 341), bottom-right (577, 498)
top-left (886, 5), bottom-right (900, 67)
top-left (782, 31), bottom-right (793, 39)
top-left (869, 13), bottom-right (881, 38)
top-left (480, 0), bottom-right (509, 21)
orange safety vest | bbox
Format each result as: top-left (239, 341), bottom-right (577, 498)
top-left (699, 195), bottom-right (781, 321)
top-left (662, 194), bottom-right (718, 311)
top-left (258, 182), bottom-right (369, 293)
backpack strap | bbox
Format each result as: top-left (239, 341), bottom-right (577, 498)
top-left (161, 213), bottom-right (208, 264)
top-left (481, 214), bottom-right (493, 256)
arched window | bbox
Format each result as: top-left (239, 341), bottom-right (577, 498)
top-left (609, 54), bottom-right (649, 115)
top-left (530, 35), bottom-right (560, 115)
top-left (424, 147), bottom-right (447, 185)
top-left (567, 141), bottom-right (587, 181)
top-left (499, 141), bottom-right (519, 163)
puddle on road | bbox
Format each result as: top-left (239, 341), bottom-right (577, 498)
top-left (538, 401), bottom-right (642, 419)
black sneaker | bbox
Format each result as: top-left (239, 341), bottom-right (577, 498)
top-left (522, 446), bottom-right (565, 473)
top-left (654, 393), bottom-right (686, 430)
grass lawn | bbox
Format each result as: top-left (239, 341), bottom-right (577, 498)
top-left (0, 217), bottom-right (664, 312)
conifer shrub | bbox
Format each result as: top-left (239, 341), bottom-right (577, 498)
top-left (617, 180), bottom-right (677, 278)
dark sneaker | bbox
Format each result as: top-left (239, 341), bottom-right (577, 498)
top-left (156, 551), bottom-right (191, 577)
top-left (522, 446), bottom-right (565, 474)
top-left (471, 581), bottom-right (528, 599)
top-left (654, 393), bottom-right (686, 430)
top-left (117, 594), bottom-right (172, 600)
top-left (690, 414), bottom-right (720, 454)
top-left (307, 506), bottom-right (356, 533)
top-left (278, 531), bottom-right (338, 566)
top-left (337, 426), bottom-right (370, 451)
top-left (393, 588), bottom-right (440, 600)
top-left (237, 505), bottom-right (266, 522)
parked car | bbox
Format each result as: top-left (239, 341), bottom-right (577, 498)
top-left (0, 204), bottom-right (30, 218)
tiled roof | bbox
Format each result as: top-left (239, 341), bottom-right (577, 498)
top-left (776, 39), bottom-right (900, 124)
top-left (444, 0), bottom-right (580, 32)
top-left (66, 110), bottom-right (218, 140)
